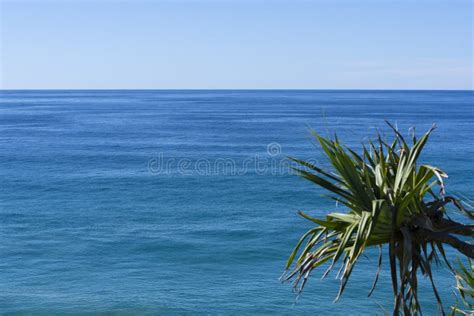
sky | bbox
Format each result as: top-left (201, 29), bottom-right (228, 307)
top-left (0, 0), bottom-right (472, 89)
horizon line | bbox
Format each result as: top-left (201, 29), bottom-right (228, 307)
top-left (1, 88), bottom-right (473, 92)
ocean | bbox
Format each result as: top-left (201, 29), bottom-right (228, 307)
top-left (0, 90), bottom-right (473, 315)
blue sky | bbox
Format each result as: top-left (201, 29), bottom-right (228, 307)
top-left (1, 0), bottom-right (472, 89)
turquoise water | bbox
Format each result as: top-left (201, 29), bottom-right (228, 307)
top-left (0, 90), bottom-right (472, 315)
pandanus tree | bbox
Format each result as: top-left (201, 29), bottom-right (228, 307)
top-left (281, 122), bottom-right (473, 315)
top-left (451, 258), bottom-right (473, 315)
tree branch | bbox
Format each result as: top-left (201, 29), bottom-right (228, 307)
top-left (422, 230), bottom-right (474, 259)
top-left (432, 218), bottom-right (474, 237)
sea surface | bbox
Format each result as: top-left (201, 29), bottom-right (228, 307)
top-left (0, 90), bottom-right (473, 315)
